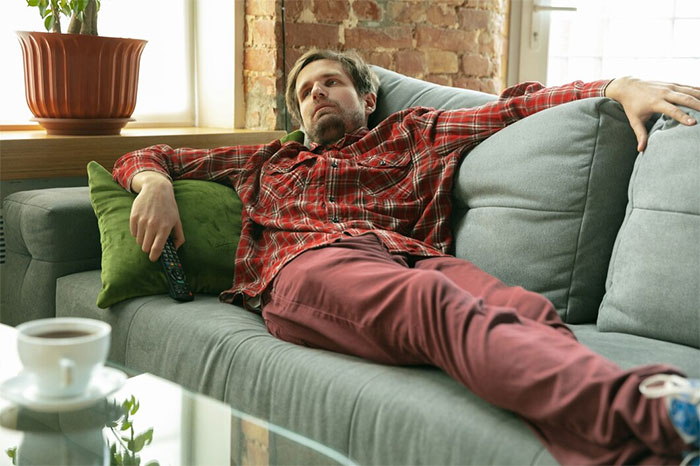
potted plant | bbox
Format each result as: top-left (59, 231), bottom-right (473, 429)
top-left (17, 0), bottom-right (147, 135)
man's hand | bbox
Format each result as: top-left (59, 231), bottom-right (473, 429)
top-left (605, 77), bottom-right (700, 152)
top-left (130, 171), bottom-right (185, 261)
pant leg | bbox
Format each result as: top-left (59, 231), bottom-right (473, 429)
top-left (412, 255), bottom-right (574, 338)
top-left (261, 234), bottom-right (687, 463)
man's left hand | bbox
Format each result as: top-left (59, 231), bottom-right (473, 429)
top-left (604, 77), bottom-right (700, 152)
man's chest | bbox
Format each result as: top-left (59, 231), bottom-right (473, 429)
top-left (259, 148), bottom-right (418, 202)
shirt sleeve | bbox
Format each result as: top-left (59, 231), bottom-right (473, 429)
top-left (112, 142), bottom-right (268, 192)
top-left (425, 79), bottom-right (611, 156)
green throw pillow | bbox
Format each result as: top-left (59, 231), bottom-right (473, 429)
top-left (87, 161), bottom-right (242, 308)
top-left (279, 129), bottom-right (305, 144)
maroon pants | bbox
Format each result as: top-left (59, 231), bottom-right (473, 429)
top-left (261, 234), bottom-right (686, 464)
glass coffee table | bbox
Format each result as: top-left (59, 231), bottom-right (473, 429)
top-left (0, 324), bottom-right (354, 466)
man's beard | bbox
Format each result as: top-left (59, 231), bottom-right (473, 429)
top-left (306, 106), bottom-right (365, 146)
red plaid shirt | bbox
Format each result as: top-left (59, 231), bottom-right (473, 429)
top-left (113, 79), bottom-right (609, 304)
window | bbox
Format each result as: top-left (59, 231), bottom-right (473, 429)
top-left (0, 0), bottom-right (243, 128)
top-left (508, 0), bottom-right (700, 87)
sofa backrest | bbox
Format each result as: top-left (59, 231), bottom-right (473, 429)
top-left (597, 107), bottom-right (700, 348)
top-left (369, 66), bottom-right (639, 324)
top-left (369, 66), bottom-right (497, 127)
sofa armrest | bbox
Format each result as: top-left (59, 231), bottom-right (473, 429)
top-left (1, 187), bottom-right (101, 326)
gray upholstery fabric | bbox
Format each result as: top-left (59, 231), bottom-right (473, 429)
top-left (570, 324), bottom-right (700, 376)
top-left (370, 65), bottom-right (638, 323)
top-left (55, 270), bottom-right (559, 465)
top-left (598, 107), bottom-right (700, 347)
top-left (453, 98), bottom-right (638, 323)
top-left (1, 187), bottom-right (100, 325)
top-left (369, 66), bottom-right (496, 126)
top-left (55, 271), bottom-right (699, 464)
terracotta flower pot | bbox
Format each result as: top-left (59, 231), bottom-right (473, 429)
top-left (16, 31), bottom-right (147, 135)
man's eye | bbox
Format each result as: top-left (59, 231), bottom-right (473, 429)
top-left (327, 79), bottom-right (336, 86)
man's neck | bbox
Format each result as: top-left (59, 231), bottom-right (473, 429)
top-left (308, 127), bottom-right (369, 150)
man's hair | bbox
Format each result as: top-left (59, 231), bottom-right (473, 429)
top-left (285, 49), bottom-right (380, 126)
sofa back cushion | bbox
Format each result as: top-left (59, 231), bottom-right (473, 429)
top-left (369, 66), bottom-right (639, 323)
top-left (452, 98), bottom-right (639, 323)
top-left (369, 66), bottom-right (496, 126)
top-left (597, 107), bottom-right (700, 347)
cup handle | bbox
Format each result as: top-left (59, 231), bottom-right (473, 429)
top-left (60, 358), bottom-right (75, 388)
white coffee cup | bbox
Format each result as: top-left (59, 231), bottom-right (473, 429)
top-left (16, 318), bottom-right (111, 398)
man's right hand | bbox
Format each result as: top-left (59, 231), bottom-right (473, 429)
top-left (130, 171), bottom-right (185, 261)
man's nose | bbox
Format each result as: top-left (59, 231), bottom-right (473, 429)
top-left (311, 83), bottom-right (326, 98)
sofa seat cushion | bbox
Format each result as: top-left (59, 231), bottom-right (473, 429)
top-left (569, 324), bottom-right (699, 377)
top-left (452, 98), bottom-right (638, 324)
top-left (57, 270), bottom-right (558, 464)
top-left (57, 270), bottom-right (700, 464)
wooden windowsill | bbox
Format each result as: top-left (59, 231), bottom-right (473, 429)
top-left (0, 127), bottom-right (286, 180)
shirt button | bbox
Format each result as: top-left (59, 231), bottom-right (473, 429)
top-left (329, 196), bottom-right (335, 202)
top-left (331, 216), bottom-right (339, 223)
top-left (331, 161), bottom-right (338, 168)
top-left (379, 160), bottom-right (386, 166)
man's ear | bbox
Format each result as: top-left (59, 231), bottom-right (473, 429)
top-left (363, 92), bottom-right (377, 118)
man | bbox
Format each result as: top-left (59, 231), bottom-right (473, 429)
top-left (113, 49), bottom-right (700, 464)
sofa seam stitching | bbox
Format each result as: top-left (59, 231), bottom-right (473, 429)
top-left (346, 370), bottom-right (389, 462)
top-left (564, 101), bottom-right (602, 322)
top-left (598, 144), bottom-right (641, 322)
top-left (122, 296), bottom-right (162, 368)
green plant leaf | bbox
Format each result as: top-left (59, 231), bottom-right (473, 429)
top-left (131, 428), bottom-right (153, 452)
top-left (124, 454), bottom-right (140, 466)
top-left (110, 444), bottom-right (119, 466)
top-left (5, 447), bottom-right (17, 466)
top-left (131, 400), bottom-right (140, 415)
top-left (26, 0), bottom-right (40, 7)
top-left (38, 0), bottom-right (48, 17)
top-left (43, 13), bottom-right (54, 31)
top-left (120, 420), bottom-right (133, 431)
top-left (122, 398), bottom-right (133, 413)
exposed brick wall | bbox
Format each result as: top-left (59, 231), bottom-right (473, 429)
top-left (244, 0), bottom-right (510, 130)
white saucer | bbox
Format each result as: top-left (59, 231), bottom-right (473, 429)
top-left (0, 366), bottom-right (127, 413)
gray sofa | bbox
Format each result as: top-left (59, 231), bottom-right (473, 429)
top-left (2, 67), bottom-right (699, 465)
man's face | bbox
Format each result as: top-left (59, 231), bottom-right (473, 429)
top-left (295, 59), bottom-right (376, 146)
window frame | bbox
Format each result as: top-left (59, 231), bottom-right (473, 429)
top-left (0, 0), bottom-right (245, 131)
top-left (507, 0), bottom-right (700, 87)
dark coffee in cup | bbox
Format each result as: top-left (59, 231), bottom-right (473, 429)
top-left (34, 330), bottom-right (93, 339)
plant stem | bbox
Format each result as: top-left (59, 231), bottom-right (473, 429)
top-left (51, 0), bottom-right (61, 33)
top-left (67, 13), bottom-right (81, 34)
top-left (80, 0), bottom-right (98, 35)
top-left (110, 426), bottom-right (130, 451)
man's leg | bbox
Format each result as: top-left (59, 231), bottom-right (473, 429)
top-left (261, 234), bottom-right (686, 463)
top-left (412, 255), bottom-right (574, 338)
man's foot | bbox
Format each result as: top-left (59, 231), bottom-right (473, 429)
top-left (640, 374), bottom-right (699, 465)
top-left (680, 452), bottom-right (698, 466)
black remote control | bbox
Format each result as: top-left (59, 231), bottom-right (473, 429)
top-left (159, 238), bottom-right (194, 302)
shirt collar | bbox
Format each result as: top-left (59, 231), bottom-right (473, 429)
top-left (307, 127), bottom-right (369, 152)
